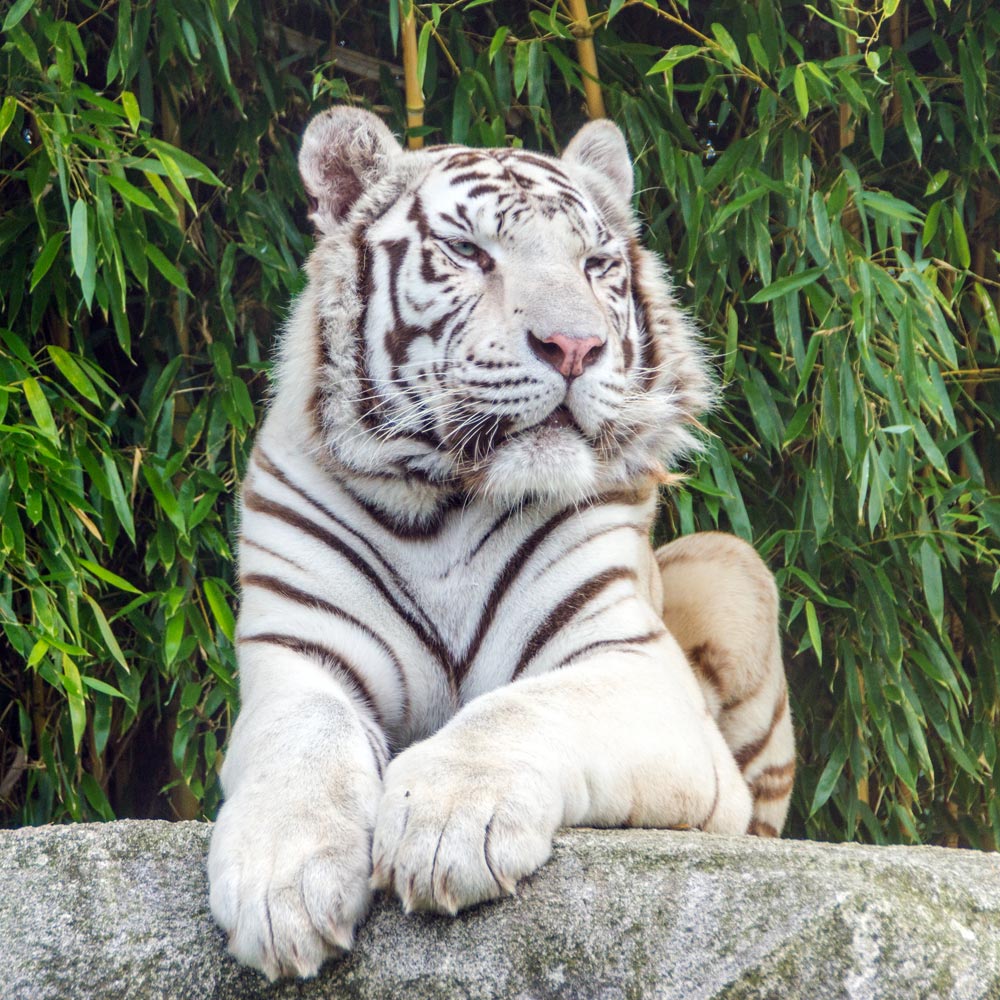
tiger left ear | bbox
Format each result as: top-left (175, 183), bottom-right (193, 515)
top-left (299, 107), bottom-right (403, 234)
top-left (562, 119), bottom-right (634, 204)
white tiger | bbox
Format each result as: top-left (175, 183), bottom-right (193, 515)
top-left (207, 107), bottom-right (795, 981)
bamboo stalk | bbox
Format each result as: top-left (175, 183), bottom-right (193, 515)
top-left (839, 10), bottom-right (857, 150)
top-left (567, 0), bottom-right (606, 120)
top-left (889, 7), bottom-right (904, 123)
top-left (840, 11), bottom-right (861, 241)
top-left (400, 0), bottom-right (424, 149)
top-left (160, 83), bottom-right (199, 824)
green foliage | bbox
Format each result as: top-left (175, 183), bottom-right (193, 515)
top-left (0, 0), bottom-right (311, 821)
top-left (2, 0), bottom-right (997, 846)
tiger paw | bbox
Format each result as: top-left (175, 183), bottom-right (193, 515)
top-left (371, 738), bottom-right (563, 914)
top-left (208, 789), bottom-right (374, 980)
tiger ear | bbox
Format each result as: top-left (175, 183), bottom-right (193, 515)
top-left (561, 119), bottom-right (634, 204)
top-left (299, 107), bottom-right (403, 233)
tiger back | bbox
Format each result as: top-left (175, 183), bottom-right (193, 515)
top-left (207, 107), bottom-right (795, 982)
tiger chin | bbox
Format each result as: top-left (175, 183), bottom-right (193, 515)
top-left (207, 106), bottom-right (796, 981)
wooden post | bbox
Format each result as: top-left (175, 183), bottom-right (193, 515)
top-left (400, 0), bottom-right (424, 149)
top-left (567, 0), bottom-right (606, 119)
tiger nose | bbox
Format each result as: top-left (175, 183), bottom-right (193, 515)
top-left (528, 332), bottom-right (605, 378)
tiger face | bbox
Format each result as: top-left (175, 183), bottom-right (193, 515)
top-left (293, 108), bottom-right (710, 515)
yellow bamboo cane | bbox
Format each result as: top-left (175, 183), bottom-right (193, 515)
top-left (567, 0), bottom-right (606, 120)
top-left (400, 0), bottom-right (424, 149)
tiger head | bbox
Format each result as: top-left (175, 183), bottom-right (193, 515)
top-left (284, 107), bottom-right (711, 517)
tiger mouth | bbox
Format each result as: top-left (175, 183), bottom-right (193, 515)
top-left (537, 404), bottom-right (576, 431)
top-left (444, 403), bottom-right (587, 470)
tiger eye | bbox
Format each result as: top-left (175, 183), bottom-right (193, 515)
top-left (585, 255), bottom-right (616, 274)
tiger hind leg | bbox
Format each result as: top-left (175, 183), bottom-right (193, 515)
top-left (655, 531), bottom-right (795, 837)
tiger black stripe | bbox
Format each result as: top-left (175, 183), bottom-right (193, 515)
top-left (512, 566), bottom-right (638, 679)
top-left (351, 231), bottom-right (379, 430)
top-left (749, 761), bottom-right (795, 802)
top-left (254, 449), bottom-right (447, 626)
top-left (628, 242), bottom-right (659, 390)
top-left (454, 504), bottom-right (580, 686)
top-left (242, 486), bottom-right (451, 674)
top-left (467, 507), bottom-right (532, 561)
top-left (308, 302), bottom-right (331, 438)
top-left (240, 537), bottom-right (309, 572)
top-left (241, 571), bottom-right (410, 719)
top-left (699, 763), bottom-right (722, 831)
top-left (531, 520), bottom-right (649, 578)
top-left (238, 633), bottom-right (385, 729)
top-left (734, 688), bottom-right (789, 771)
top-left (339, 479), bottom-right (461, 540)
top-left (552, 629), bottom-right (664, 671)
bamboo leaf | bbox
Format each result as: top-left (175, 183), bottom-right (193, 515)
top-left (805, 599), bottom-right (823, 666)
top-left (121, 91), bottom-right (141, 131)
top-left (30, 233), bottom-right (64, 291)
top-left (203, 579), bottom-right (235, 643)
top-left (897, 76), bottom-right (922, 162)
top-left (142, 141), bottom-right (222, 186)
top-left (748, 267), bottom-right (824, 304)
top-left (61, 654), bottom-right (87, 754)
top-left (47, 345), bottom-right (100, 405)
top-left (2, 0), bottom-right (35, 32)
top-left (144, 245), bottom-right (191, 294)
top-left (710, 23), bottom-right (741, 64)
top-left (709, 185), bottom-right (769, 230)
top-left (79, 559), bottom-right (143, 595)
top-left (0, 95), bottom-right (16, 144)
top-left (22, 377), bottom-right (58, 443)
top-left (919, 540), bottom-right (944, 631)
top-left (102, 452), bottom-right (136, 543)
top-left (950, 206), bottom-right (971, 268)
top-left (809, 740), bottom-right (848, 816)
top-left (513, 40), bottom-right (530, 98)
top-left (647, 44), bottom-right (702, 75)
top-left (860, 191), bottom-right (923, 224)
top-left (105, 174), bottom-right (157, 212)
top-left (164, 613), bottom-right (184, 667)
top-left (70, 199), bottom-right (89, 281)
top-left (488, 27), bottom-right (508, 64)
top-left (793, 64), bottom-right (809, 119)
top-left (81, 592), bottom-right (130, 672)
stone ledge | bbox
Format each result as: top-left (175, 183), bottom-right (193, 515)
top-left (2, 820), bottom-right (999, 999)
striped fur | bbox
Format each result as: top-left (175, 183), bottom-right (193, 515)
top-left (208, 108), bottom-right (794, 981)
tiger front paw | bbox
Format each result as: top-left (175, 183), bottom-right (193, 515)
top-left (371, 738), bottom-right (562, 915)
top-left (208, 787), bottom-right (375, 980)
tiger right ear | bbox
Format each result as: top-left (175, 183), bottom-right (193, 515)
top-left (562, 119), bottom-right (634, 206)
top-left (299, 108), bottom-right (403, 233)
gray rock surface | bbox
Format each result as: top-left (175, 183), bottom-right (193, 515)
top-left (2, 820), bottom-right (999, 999)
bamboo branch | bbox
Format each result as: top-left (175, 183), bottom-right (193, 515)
top-left (567, 0), bottom-right (606, 119)
top-left (401, 0), bottom-right (424, 149)
top-left (262, 21), bottom-right (403, 84)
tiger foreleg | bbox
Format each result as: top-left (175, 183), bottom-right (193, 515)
top-left (207, 649), bottom-right (385, 980)
top-left (371, 636), bottom-right (751, 915)
top-left (656, 531), bottom-right (796, 837)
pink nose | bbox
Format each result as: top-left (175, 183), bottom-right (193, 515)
top-left (529, 332), bottom-right (605, 378)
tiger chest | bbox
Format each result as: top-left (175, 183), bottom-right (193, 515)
top-left (375, 501), bottom-right (658, 713)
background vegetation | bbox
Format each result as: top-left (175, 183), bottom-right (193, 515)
top-left (1, 0), bottom-right (997, 847)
